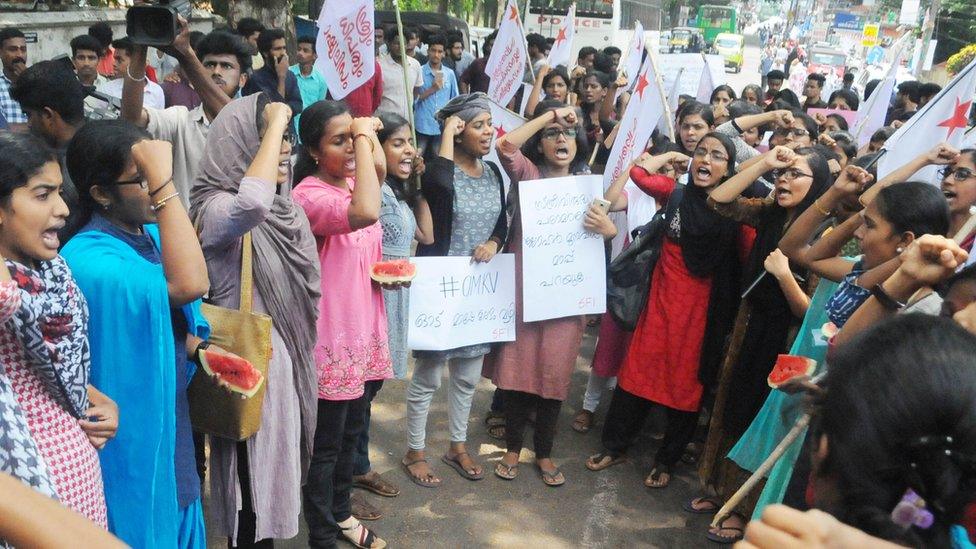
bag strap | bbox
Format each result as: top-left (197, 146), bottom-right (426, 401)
top-left (239, 232), bottom-right (254, 314)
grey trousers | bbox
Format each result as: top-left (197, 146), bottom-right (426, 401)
top-left (406, 355), bottom-right (483, 450)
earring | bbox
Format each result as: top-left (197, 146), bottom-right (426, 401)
top-left (897, 247), bottom-right (904, 253)
top-left (101, 202), bottom-right (110, 210)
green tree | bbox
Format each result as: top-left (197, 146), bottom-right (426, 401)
top-left (876, 0), bottom-right (976, 64)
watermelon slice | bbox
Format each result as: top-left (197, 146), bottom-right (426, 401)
top-left (199, 348), bottom-right (264, 398)
top-left (370, 259), bottom-right (417, 284)
top-left (821, 321), bottom-right (839, 340)
top-left (767, 354), bottom-right (817, 389)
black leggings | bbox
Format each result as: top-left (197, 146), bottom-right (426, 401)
top-left (501, 389), bottom-right (561, 460)
top-left (601, 386), bottom-right (698, 467)
top-left (230, 442), bottom-right (273, 548)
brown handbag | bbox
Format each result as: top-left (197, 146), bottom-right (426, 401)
top-left (188, 232), bottom-right (272, 440)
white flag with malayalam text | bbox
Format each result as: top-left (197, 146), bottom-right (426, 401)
top-left (314, 0), bottom-right (375, 100)
top-left (622, 21), bottom-right (645, 89)
top-left (603, 58), bottom-right (665, 190)
top-left (486, 0), bottom-right (529, 107)
top-left (852, 46), bottom-right (903, 148)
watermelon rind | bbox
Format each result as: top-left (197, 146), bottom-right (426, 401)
top-left (199, 349), bottom-right (265, 398)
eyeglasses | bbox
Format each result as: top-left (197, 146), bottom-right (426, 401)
top-left (941, 166), bottom-right (976, 182)
top-left (541, 128), bottom-right (577, 140)
top-left (283, 130), bottom-right (298, 147)
top-left (773, 168), bottom-right (814, 181)
top-left (692, 148), bottom-right (729, 163)
top-left (110, 176), bottom-right (148, 189)
top-left (774, 127), bottom-right (810, 138)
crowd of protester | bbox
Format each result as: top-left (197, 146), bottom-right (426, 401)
top-left (0, 13), bottom-right (974, 549)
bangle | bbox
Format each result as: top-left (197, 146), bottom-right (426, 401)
top-left (149, 178), bottom-right (174, 197)
top-left (812, 198), bottom-right (831, 217)
top-left (353, 133), bottom-right (375, 152)
top-left (151, 191), bottom-right (180, 212)
top-left (194, 340), bottom-right (211, 364)
top-left (872, 283), bottom-right (906, 311)
top-left (730, 118), bottom-right (744, 134)
top-left (126, 65), bottom-right (147, 82)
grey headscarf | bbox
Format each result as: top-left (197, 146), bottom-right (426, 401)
top-left (436, 92), bottom-right (492, 127)
top-left (189, 93), bottom-right (320, 476)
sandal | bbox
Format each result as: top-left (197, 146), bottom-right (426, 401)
top-left (585, 452), bottom-right (626, 471)
top-left (644, 464), bottom-right (671, 488)
top-left (537, 465), bottom-right (565, 487)
top-left (353, 470), bottom-right (400, 497)
top-left (441, 452), bottom-right (484, 481)
top-left (484, 411), bottom-right (505, 427)
top-left (683, 496), bottom-right (722, 515)
top-left (486, 423), bottom-right (506, 440)
top-left (571, 409), bottom-right (594, 433)
top-left (494, 461), bottom-right (519, 480)
top-left (400, 458), bottom-right (441, 488)
top-left (705, 512), bottom-right (745, 544)
top-left (350, 492), bottom-right (382, 521)
top-left (340, 519), bottom-right (387, 549)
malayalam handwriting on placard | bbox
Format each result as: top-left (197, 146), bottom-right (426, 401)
top-left (407, 255), bottom-right (517, 350)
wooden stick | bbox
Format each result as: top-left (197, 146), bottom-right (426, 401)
top-left (392, 0), bottom-right (421, 192)
top-left (710, 413), bottom-right (811, 527)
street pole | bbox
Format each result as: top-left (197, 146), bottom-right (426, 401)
top-left (916, 0), bottom-right (940, 77)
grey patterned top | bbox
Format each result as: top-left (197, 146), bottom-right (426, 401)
top-left (424, 161), bottom-right (502, 360)
top-left (380, 183), bottom-right (417, 259)
top-left (448, 161), bottom-right (502, 256)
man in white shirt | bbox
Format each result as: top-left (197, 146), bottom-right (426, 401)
top-left (121, 26), bottom-right (250, 206)
top-left (377, 27), bottom-right (421, 121)
top-left (97, 36), bottom-right (165, 110)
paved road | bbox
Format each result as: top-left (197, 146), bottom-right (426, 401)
top-left (204, 325), bottom-right (725, 548)
top-left (723, 34), bottom-right (764, 95)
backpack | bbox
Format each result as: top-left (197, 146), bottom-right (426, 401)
top-left (606, 185), bottom-right (683, 331)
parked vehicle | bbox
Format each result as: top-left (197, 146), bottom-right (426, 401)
top-left (714, 32), bottom-right (744, 72)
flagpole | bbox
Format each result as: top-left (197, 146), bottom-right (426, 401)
top-left (514, 0), bottom-right (536, 82)
top-left (393, 0), bottom-right (420, 192)
top-left (646, 52), bottom-right (674, 139)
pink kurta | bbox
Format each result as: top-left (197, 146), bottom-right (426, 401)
top-left (482, 143), bottom-right (585, 402)
top-left (293, 176), bottom-right (392, 401)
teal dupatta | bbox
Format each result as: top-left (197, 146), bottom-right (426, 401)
top-left (62, 224), bottom-right (208, 548)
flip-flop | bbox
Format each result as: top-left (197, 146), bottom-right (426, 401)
top-left (585, 452), bottom-right (626, 471)
top-left (401, 458), bottom-right (440, 488)
top-left (484, 411), bottom-right (505, 426)
top-left (572, 410), bottom-right (594, 433)
top-left (537, 465), bottom-right (565, 487)
top-left (644, 465), bottom-right (671, 489)
top-left (494, 461), bottom-right (518, 480)
top-left (441, 452), bottom-right (484, 481)
top-left (683, 496), bottom-right (722, 514)
top-left (705, 513), bottom-right (745, 545)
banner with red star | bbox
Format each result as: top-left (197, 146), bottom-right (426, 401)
top-left (546, 4), bottom-right (575, 69)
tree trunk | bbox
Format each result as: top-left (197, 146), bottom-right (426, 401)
top-left (228, 0), bottom-right (298, 54)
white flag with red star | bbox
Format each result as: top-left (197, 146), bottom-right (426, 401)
top-left (486, 0), bottom-right (529, 108)
top-left (486, 99), bottom-right (527, 197)
top-left (622, 21), bottom-right (645, 89)
top-left (546, 4), bottom-right (575, 69)
top-left (878, 56), bottom-right (976, 185)
top-left (657, 67), bottom-right (684, 139)
top-left (602, 57), bottom-right (665, 190)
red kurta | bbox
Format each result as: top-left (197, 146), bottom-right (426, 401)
top-left (617, 238), bottom-right (712, 412)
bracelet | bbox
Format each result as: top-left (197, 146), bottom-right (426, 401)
top-left (149, 178), bottom-right (174, 197)
top-left (730, 118), bottom-right (744, 135)
top-left (812, 198), bottom-right (831, 217)
top-left (353, 133), bottom-right (375, 152)
top-left (194, 340), bottom-right (211, 364)
top-left (871, 283), bottom-right (906, 311)
top-left (151, 191), bottom-right (180, 212)
top-left (126, 65), bottom-right (147, 82)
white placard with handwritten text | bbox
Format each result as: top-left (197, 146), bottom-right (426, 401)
top-left (407, 255), bottom-right (516, 350)
top-left (519, 175), bottom-right (607, 322)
